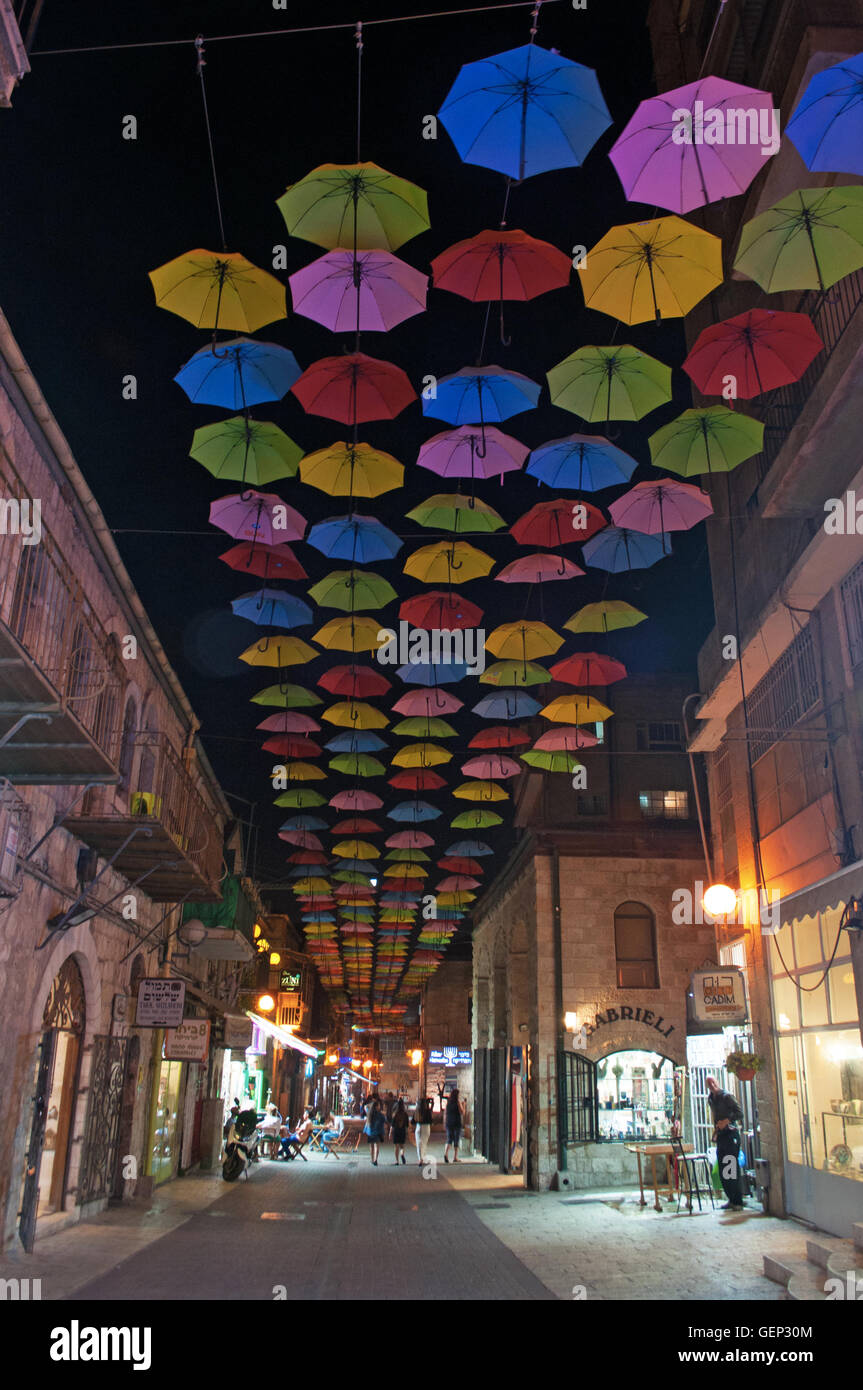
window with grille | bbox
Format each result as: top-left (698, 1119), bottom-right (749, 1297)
top-left (636, 720), bottom-right (683, 751)
top-left (614, 901), bottom-right (658, 988)
top-left (841, 560), bottom-right (863, 668)
top-left (746, 626), bottom-right (820, 763)
top-left (638, 789), bottom-right (689, 819)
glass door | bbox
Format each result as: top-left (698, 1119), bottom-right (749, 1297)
top-left (151, 1060), bottom-right (183, 1185)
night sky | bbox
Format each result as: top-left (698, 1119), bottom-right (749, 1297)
top-left (1, 1), bottom-right (715, 967)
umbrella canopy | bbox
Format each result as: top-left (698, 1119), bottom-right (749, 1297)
top-left (309, 570), bottom-right (397, 612)
top-left (307, 514), bottom-right (402, 563)
top-left (313, 615), bottom-right (387, 654)
top-left (275, 162), bottom-right (430, 251)
top-left (330, 751), bottom-right (386, 778)
top-left (318, 665), bottom-right (391, 697)
top-left (332, 839), bottom-right (380, 859)
top-left (191, 416), bottom-right (302, 485)
top-left (446, 839), bottom-right (493, 856)
top-left (240, 635), bottom-right (318, 667)
top-left (480, 660), bottom-right (551, 687)
top-left (231, 588), bottom-right (313, 628)
top-left (219, 540), bottom-right (306, 581)
top-left (541, 693), bottom-right (613, 724)
top-left (423, 365), bottom-right (541, 425)
top-left (279, 815), bottom-right (329, 831)
top-left (291, 351), bottom-right (416, 424)
top-left (263, 733), bottom-right (322, 756)
top-left (392, 717), bottom-right (457, 738)
top-left (406, 493), bottom-right (506, 534)
top-left (454, 780), bottom-right (509, 802)
top-left (461, 754), bottom-right (521, 779)
top-left (417, 425), bottom-right (528, 480)
top-left (432, 227), bottom-right (570, 300)
top-left (209, 489), bottom-right (306, 544)
top-left (386, 830), bottom-right (436, 848)
top-left (533, 725), bottom-right (599, 751)
top-left (682, 308), bottom-right (824, 399)
top-left (149, 249), bottom-right (286, 331)
top-left (648, 405), bottom-right (764, 476)
top-left (582, 526), bottom-right (670, 572)
top-left (511, 498), bottom-right (606, 547)
top-left (733, 187), bottom-right (863, 293)
top-left (473, 690), bottom-right (541, 720)
top-left (522, 749), bottom-right (585, 773)
top-left (325, 731), bottom-right (387, 752)
top-left (393, 688), bottom-right (463, 716)
top-left (273, 788), bottom-right (327, 808)
top-left (330, 789), bottom-right (383, 811)
top-left (549, 652), bottom-right (627, 686)
top-left (438, 43), bottom-right (611, 180)
top-left (495, 553), bottom-right (584, 584)
top-left (322, 700), bottom-right (389, 729)
top-left (257, 713), bottom-right (322, 738)
top-left (786, 55), bottom-right (863, 176)
top-left (271, 760), bottom-right (325, 781)
top-left (485, 621), bottom-right (562, 660)
top-left (289, 250), bottom-right (428, 331)
top-left (395, 661), bottom-right (470, 686)
top-left (468, 725), bottom-right (531, 749)
top-left (389, 769), bottom-right (447, 791)
top-left (548, 345), bottom-right (672, 421)
top-left (387, 801), bottom-right (442, 822)
top-left (527, 433), bottom-right (637, 491)
top-left (579, 217), bottom-right (722, 324)
top-left (299, 442), bottom-right (403, 498)
top-left (175, 338), bottom-right (301, 408)
top-left (332, 817), bottom-right (382, 833)
top-left (400, 591), bottom-right (484, 629)
top-left (610, 77), bottom-right (778, 213)
top-left (403, 540), bottom-right (494, 584)
top-left (451, 808), bottom-right (504, 829)
top-left (251, 685), bottom-right (321, 709)
top-left (609, 479), bottom-right (713, 539)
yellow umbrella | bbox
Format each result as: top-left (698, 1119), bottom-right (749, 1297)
top-left (322, 700), bottom-right (389, 729)
top-left (270, 761), bottom-right (326, 781)
top-left (541, 693), bottom-right (614, 724)
top-left (383, 862), bottom-right (429, 878)
top-left (485, 621), bottom-right (563, 660)
top-left (331, 839), bottom-right (380, 859)
top-left (240, 636), bottom-right (318, 667)
top-left (391, 742), bottom-right (453, 768)
top-left (291, 876), bottom-right (332, 893)
top-left (564, 600), bottom-right (647, 634)
top-left (453, 780), bottom-right (509, 801)
top-left (148, 249), bottom-right (287, 331)
top-left (436, 890), bottom-right (476, 906)
top-left (578, 217), bottom-right (722, 324)
top-left (313, 615), bottom-right (389, 653)
top-left (403, 541), bottom-right (493, 585)
top-left (299, 442), bottom-right (404, 498)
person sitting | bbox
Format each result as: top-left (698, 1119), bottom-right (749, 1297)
top-left (279, 1109), bottom-right (314, 1160)
top-left (320, 1112), bottom-right (345, 1153)
top-left (256, 1103), bottom-right (283, 1156)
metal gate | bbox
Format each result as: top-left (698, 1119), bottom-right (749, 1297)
top-left (472, 1047), bottom-right (508, 1168)
top-left (559, 1051), bottom-right (599, 1143)
top-left (18, 1030), bottom-right (56, 1253)
top-left (78, 1035), bottom-right (129, 1205)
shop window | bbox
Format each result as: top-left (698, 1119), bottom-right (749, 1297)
top-left (596, 1049), bottom-right (674, 1143)
top-left (614, 901), bottom-right (658, 989)
top-left (638, 789), bottom-right (689, 819)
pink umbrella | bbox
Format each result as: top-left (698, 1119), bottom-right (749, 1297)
top-left (392, 688), bottom-right (463, 716)
top-left (209, 489), bottom-right (306, 544)
top-left (461, 754), bottom-right (522, 779)
top-left (610, 76), bottom-right (778, 214)
top-left (278, 830), bottom-right (324, 850)
top-left (329, 789), bottom-right (383, 811)
top-left (609, 479), bottom-right (713, 546)
top-left (417, 425), bottom-right (527, 480)
top-left (289, 251), bottom-right (427, 332)
top-left (385, 830), bottom-right (436, 848)
top-left (534, 726), bottom-right (599, 751)
top-left (496, 553), bottom-right (584, 583)
top-left (436, 874), bottom-right (481, 891)
top-left (256, 713), bottom-right (321, 733)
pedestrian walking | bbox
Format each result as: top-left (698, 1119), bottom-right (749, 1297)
top-left (443, 1087), bottom-right (465, 1164)
top-left (384, 1089), bottom-right (396, 1140)
top-left (413, 1094), bottom-right (434, 1166)
top-left (391, 1097), bottom-right (409, 1164)
top-left (363, 1092), bottom-right (385, 1165)
top-left (706, 1075), bottom-right (747, 1210)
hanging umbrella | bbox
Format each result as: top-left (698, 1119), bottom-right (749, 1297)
top-left (431, 227), bottom-right (571, 344)
top-left (407, 494), bottom-right (506, 534)
top-left (582, 527), bottom-right (670, 572)
top-left (548, 345), bottom-right (672, 421)
top-left (251, 686), bottom-right (321, 710)
top-left (579, 217), bottom-right (722, 324)
top-left (461, 754), bottom-right (521, 779)
top-left (219, 540), bottom-right (306, 581)
top-left (273, 788), bottom-right (327, 808)
top-left (276, 162), bottom-right (430, 250)
top-left (454, 780), bottom-right (509, 802)
top-left (438, 856), bottom-right (485, 874)
top-left (386, 830), bottom-right (436, 848)
top-left (325, 730), bottom-right (387, 753)
top-left (445, 839), bottom-right (491, 858)
top-left (423, 366), bottom-right (540, 427)
top-left (387, 801), bottom-right (442, 822)
top-left (191, 417), bottom-right (302, 485)
top-left (279, 815), bottom-right (329, 831)
top-left (485, 621), bottom-right (562, 660)
top-left (318, 665), bottom-right (391, 697)
top-left (533, 725), bottom-right (599, 750)
top-left (307, 513), bottom-right (402, 563)
top-left (393, 688), bottom-right (463, 716)
top-left (313, 616), bottom-right (388, 654)
top-left (392, 717), bottom-right (457, 738)
top-left (549, 653), bottom-right (627, 686)
top-left (332, 839), bottom-right (380, 860)
top-left (511, 498), bottom-right (606, 547)
top-left (733, 187), bottom-right (863, 293)
top-left (403, 540), bottom-right (494, 584)
top-left (209, 489), bottom-right (306, 545)
top-left (333, 817), bottom-right (383, 833)
top-left (786, 55), bottom-right (863, 176)
top-left (527, 433), bottom-right (637, 491)
top-left (648, 405), bottom-right (764, 476)
top-left (496, 554), bottom-right (584, 583)
top-left (451, 806), bottom-right (504, 829)
top-left (264, 733), bottom-right (321, 757)
top-left (175, 338), bottom-right (301, 408)
top-left (521, 749), bottom-right (585, 773)
top-left (271, 760), bottom-right (326, 781)
top-left (682, 308), bottom-right (824, 399)
top-left (417, 424), bottom-right (527, 480)
top-left (291, 351), bottom-right (416, 424)
top-left (541, 693), bottom-right (613, 724)
top-left (300, 442), bottom-right (404, 498)
top-left (322, 700), bottom-right (389, 729)
top-left (609, 479), bottom-right (713, 540)
top-left (289, 251), bottom-right (427, 331)
top-left (438, 43), bottom-right (611, 180)
top-left (564, 600), bottom-right (647, 635)
top-left (308, 570), bottom-right (397, 613)
top-left (149, 249), bottom-right (287, 331)
top-left (392, 742), bottom-right (452, 768)
top-left (395, 662), bottom-right (469, 686)
top-left (231, 588), bottom-right (313, 628)
top-left (481, 660), bottom-right (551, 687)
top-left (473, 690), bottom-right (541, 720)
top-left (239, 635), bottom-right (318, 667)
top-left (400, 591), bottom-right (483, 629)
top-left (330, 789), bottom-right (383, 811)
top-left (468, 725), bottom-right (531, 749)
top-left (609, 77), bottom-right (778, 213)
top-left (436, 875), bottom-right (481, 892)
top-left (389, 769), bottom-right (447, 791)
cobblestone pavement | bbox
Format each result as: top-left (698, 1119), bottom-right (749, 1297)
top-left (0, 1145), bottom-right (816, 1302)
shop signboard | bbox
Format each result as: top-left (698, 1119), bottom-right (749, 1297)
top-left (428, 1046), bottom-right (472, 1066)
top-left (164, 1019), bottom-right (211, 1062)
top-left (223, 1014), bottom-right (254, 1049)
top-left (279, 969), bottom-right (302, 991)
top-left (135, 978), bottom-right (185, 1027)
top-left (690, 969), bottom-right (747, 1024)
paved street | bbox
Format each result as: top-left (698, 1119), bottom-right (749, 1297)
top-left (0, 1145), bottom-right (814, 1302)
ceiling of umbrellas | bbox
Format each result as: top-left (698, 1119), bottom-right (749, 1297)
top-left (148, 33), bottom-right (863, 1030)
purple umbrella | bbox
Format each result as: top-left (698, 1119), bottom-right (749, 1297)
top-left (608, 479), bottom-right (712, 554)
top-left (417, 425), bottom-right (528, 481)
top-left (610, 76), bottom-right (778, 214)
top-left (289, 250), bottom-right (427, 332)
top-left (209, 489), bottom-right (306, 544)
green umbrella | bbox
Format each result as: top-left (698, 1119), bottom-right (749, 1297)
top-left (451, 808), bottom-right (503, 829)
top-left (329, 753), bottom-right (386, 777)
top-left (480, 659), bottom-right (552, 687)
top-left (547, 345), bottom-right (672, 422)
top-left (522, 750), bottom-right (586, 773)
top-left (308, 569), bottom-right (398, 612)
top-left (734, 186), bottom-right (863, 293)
top-left (648, 406), bottom-right (764, 476)
top-left (190, 416), bottom-right (303, 484)
top-left (273, 788), bottom-right (327, 808)
top-left (384, 848), bottom-right (432, 862)
top-left (276, 162), bottom-right (430, 252)
top-left (391, 716), bottom-right (458, 738)
top-left (251, 684), bottom-right (322, 708)
top-left (406, 493), bottom-right (506, 534)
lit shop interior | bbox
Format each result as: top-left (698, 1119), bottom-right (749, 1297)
top-left (596, 1050), bottom-right (675, 1142)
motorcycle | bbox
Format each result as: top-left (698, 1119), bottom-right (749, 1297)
top-left (222, 1109), bottom-right (261, 1182)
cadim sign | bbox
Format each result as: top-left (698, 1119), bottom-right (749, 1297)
top-left (690, 970), bottom-right (747, 1024)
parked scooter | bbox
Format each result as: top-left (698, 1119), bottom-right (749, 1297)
top-left (222, 1108), bottom-right (261, 1182)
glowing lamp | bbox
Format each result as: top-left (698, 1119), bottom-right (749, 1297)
top-left (269, 952), bottom-right (281, 965)
top-left (257, 993), bottom-right (276, 1013)
top-left (410, 1049), bottom-right (422, 1066)
top-left (702, 883), bottom-right (737, 917)
top-left (564, 1011), bottom-right (578, 1031)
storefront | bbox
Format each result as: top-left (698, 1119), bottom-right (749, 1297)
top-left (767, 863), bottom-right (863, 1238)
top-left (596, 1049), bottom-right (675, 1143)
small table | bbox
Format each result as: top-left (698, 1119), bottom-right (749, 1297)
top-left (626, 1142), bottom-right (692, 1211)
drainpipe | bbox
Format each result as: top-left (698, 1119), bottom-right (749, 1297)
top-left (551, 844), bottom-right (566, 1172)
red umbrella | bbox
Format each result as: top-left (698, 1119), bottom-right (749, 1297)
top-left (496, 553), bottom-right (584, 583)
top-left (389, 769), bottom-right (447, 791)
top-left (511, 498), bottom-right (606, 547)
top-left (332, 817), bottom-right (382, 833)
top-left (265, 735), bottom-right (322, 758)
top-left (468, 725), bottom-right (531, 749)
top-left (291, 351), bottom-right (416, 423)
top-left (431, 227), bottom-right (570, 344)
top-left (438, 856), bottom-right (485, 875)
top-left (318, 665), bottom-right (392, 697)
top-left (682, 308), bottom-right (823, 399)
top-left (287, 850), bottom-right (328, 864)
top-left (399, 591), bottom-right (484, 629)
top-left (549, 652), bottom-right (628, 686)
top-left (256, 713), bottom-right (321, 733)
top-left (263, 735), bottom-right (321, 756)
top-left (219, 540), bottom-right (307, 581)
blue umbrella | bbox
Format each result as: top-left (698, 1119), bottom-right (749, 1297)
top-left (231, 587), bottom-right (313, 628)
top-left (423, 365), bottom-right (540, 426)
top-left (786, 53), bottom-right (863, 175)
top-left (334, 860), bottom-right (378, 875)
top-left (445, 839), bottom-right (494, 856)
top-left (279, 816), bottom-right (328, 831)
top-left (302, 914), bottom-right (336, 923)
top-left (387, 800), bottom-right (442, 822)
top-left (174, 337), bottom-right (301, 408)
top-left (307, 513), bottom-right (402, 563)
top-left (582, 526), bottom-right (671, 572)
top-left (527, 434), bottom-right (637, 491)
top-left (324, 731), bottom-right (388, 752)
top-left (380, 893), bottom-right (421, 904)
top-left (472, 689), bottom-right (541, 720)
top-left (288, 864), bottom-right (324, 878)
top-left (438, 43), bottom-right (611, 181)
top-left (396, 661), bottom-right (470, 685)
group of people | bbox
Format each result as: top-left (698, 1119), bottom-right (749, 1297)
top-left (362, 1089), bottom-right (466, 1167)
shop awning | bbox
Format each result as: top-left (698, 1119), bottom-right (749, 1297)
top-left (246, 1011), bottom-right (320, 1059)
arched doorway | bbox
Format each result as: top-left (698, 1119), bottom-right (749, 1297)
top-left (596, 1048), bottom-right (675, 1143)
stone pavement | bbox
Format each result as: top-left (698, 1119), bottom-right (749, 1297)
top-left (0, 1143), bottom-right (816, 1302)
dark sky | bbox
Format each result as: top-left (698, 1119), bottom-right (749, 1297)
top-left (1, 1), bottom-right (715, 976)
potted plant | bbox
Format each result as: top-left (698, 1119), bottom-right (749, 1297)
top-left (726, 1050), bottom-right (764, 1083)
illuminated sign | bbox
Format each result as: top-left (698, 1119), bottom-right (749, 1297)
top-left (690, 970), bottom-right (747, 1024)
top-left (428, 1047), bottom-right (472, 1067)
top-left (279, 970), bottom-right (302, 991)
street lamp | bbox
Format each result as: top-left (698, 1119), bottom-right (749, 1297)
top-left (703, 883), bottom-right (737, 918)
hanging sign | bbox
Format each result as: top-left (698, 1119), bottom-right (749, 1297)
top-left (279, 970), bottom-right (302, 990)
top-left (428, 1047), bottom-right (472, 1066)
top-left (223, 1014), bottom-right (254, 1049)
top-left (690, 970), bottom-right (747, 1024)
top-left (135, 979), bottom-right (185, 1028)
top-left (164, 1019), bottom-right (211, 1062)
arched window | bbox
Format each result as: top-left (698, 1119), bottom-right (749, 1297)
top-left (614, 901), bottom-right (658, 989)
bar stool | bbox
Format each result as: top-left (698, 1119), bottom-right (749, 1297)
top-left (671, 1134), bottom-right (715, 1213)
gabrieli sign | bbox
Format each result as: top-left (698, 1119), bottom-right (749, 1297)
top-left (428, 1047), bottom-right (472, 1066)
top-left (135, 979), bottom-right (185, 1028)
top-left (583, 1005), bottom-right (675, 1040)
top-left (165, 1019), bottom-right (211, 1062)
top-left (279, 969), bottom-right (301, 991)
top-left (690, 970), bottom-right (747, 1024)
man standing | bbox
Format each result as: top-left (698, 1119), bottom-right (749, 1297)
top-left (706, 1075), bottom-right (746, 1211)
